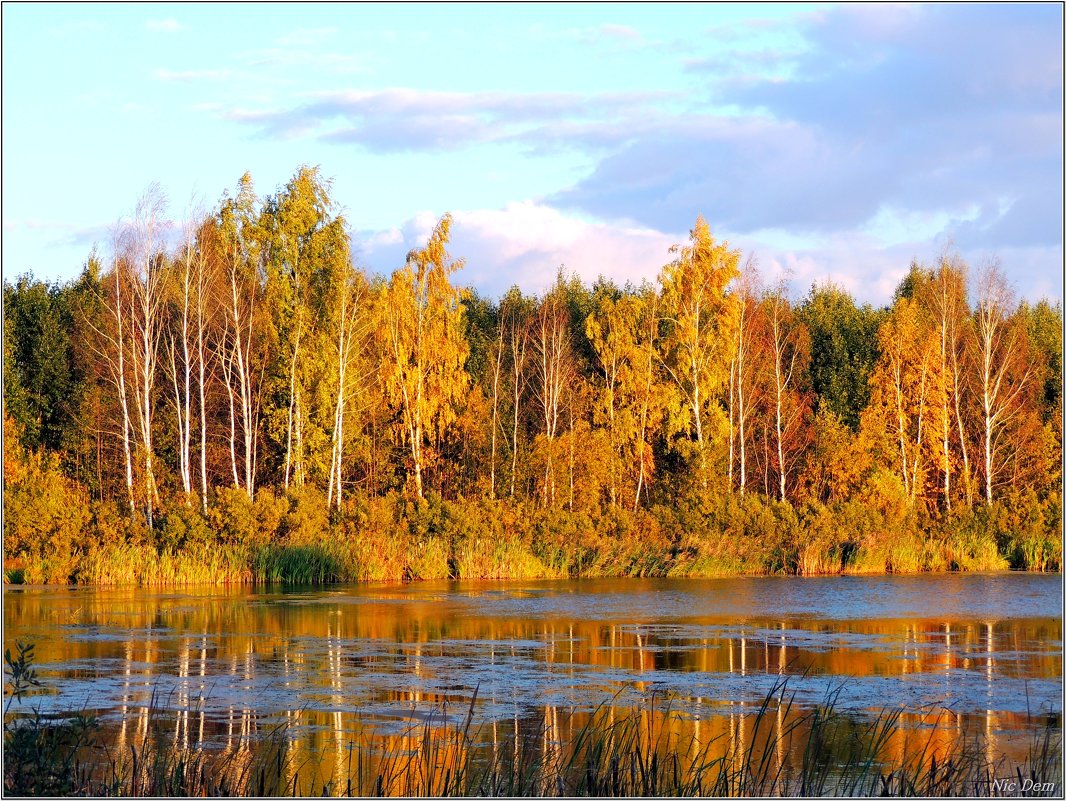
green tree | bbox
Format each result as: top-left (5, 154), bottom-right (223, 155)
top-left (260, 166), bottom-right (350, 491)
top-left (1020, 299), bottom-right (1063, 429)
top-left (3, 274), bottom-right (78, 453)
top-left (798, 283), bottom-right (885, 431)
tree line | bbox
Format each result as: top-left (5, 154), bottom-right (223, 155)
top-left (3, 167), bottom-right (1061, 581)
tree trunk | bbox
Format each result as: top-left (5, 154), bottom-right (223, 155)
top-left (114, 265), bottom-right (136, 515)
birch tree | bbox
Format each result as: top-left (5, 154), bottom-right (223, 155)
top-left (327, 265), bottom-right (371, 509)
top-left (259, 167), bottom-right (350, 491)
top-left (84, 240), bottom-right (136, 514)
top-left (500, 288), bottom-right (532, 500)
top-left (918, 257), bottom-right (972, 509)
top-left (658, 216), bottom-right (740, 493)
top-left (869, 298), bottom-right (935, 501)
top-left (761, 286), bottom-right (811, 502)
top-left (121, 186), bottom-right (169, 527)
top-left (531, 281), bottom-right (572, 508)
top-left (586, 289), bottom-right (626, 507)
top-left (727, 260), bottom-right (761, 494)
top-left (217, 173), bottom-right (262, 498)
top-left (163, 213), bottom-right (207, 501)
top-left (192, 219), bottom-right (216, 511)
top-left (379, 215), bottom-right (469, 499)
top-left (630, 287), bottom-right (671, 510)
top-left (586, 285), bottom-right (672, 510)
top-left (973, 264), bottom-right (1033, 504)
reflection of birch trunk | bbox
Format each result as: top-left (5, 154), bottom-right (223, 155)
top-left (175, 637), bottom-right (190, 751)
top-left (198, 633), bottom-right (207, 747)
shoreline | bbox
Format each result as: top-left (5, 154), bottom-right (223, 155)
top-left (4, 551), bottom-right (1059, 590)
top-left (5, 486), bottom-right (1061, 587)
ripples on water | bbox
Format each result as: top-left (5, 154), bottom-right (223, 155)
top-left (3, 573), bottom-right (1061, 794)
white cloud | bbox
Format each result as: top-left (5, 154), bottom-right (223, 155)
top-left (597, 23), bottom-right (641, 40)
top-left (223, 87), bottom-right (670, 151)
top-left (239, 47), bottom-right (366, 75)
top-left (276, 26), bottom-right (338, 47)
top-left (736, 233), bottom-right (920, 304)
top-left (145, 18), bottom-right (184, 33)
top-left (48, 20), bottom-right (105, 38)
top-left (154, 68), bottom-right (233, 82)
top-left (359, 202), bottom-right (681, 296)
top-left (357, 204), bottom-right (1061, 306)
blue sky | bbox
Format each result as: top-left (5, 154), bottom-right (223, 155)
top-left (2, 3), bottom-right (1062, 303)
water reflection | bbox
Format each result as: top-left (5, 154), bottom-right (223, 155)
top-left (3, 575), bottom-right (1060, 794)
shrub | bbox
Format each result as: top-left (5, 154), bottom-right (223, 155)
top-left (796, 501), bottom-right (850, 575)
top-left (982, 489), bottom-right (1061, 571)
top-left (156, 503), bottom-right (213, 551)
top-left (88, 500), bottom-right (141, 548)
top-left (3, 452), bottom-right (90, 584)
top-left (279, 485), bottom-right (329, 545)
top-left (208, 487), bottom-right (285, 547)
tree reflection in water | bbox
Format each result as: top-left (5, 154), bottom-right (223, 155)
top-left (3, 577), bottom-right (1061, 795)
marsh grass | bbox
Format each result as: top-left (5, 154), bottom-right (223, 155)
top-left (5, 662), bottom-right (1061, 797)
top-left (78, 542), bottom-right (253, 586)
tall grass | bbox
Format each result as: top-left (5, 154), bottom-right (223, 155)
top-left (78, 542), bottom-right (254, 586)
top-left (5, 676), bottom-right (1061, 797)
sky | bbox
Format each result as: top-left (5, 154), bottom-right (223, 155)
top-left (2, 3), bottom-right (1062, 304)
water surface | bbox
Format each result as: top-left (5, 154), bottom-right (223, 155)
top-left (4, 573), bottom-right (1061, 793)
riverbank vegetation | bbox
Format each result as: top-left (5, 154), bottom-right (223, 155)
top-left (3, 168), bottom-right (1061, 585)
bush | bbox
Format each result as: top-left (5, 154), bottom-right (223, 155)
top-left (156, 503), bottom-right (213, 551)
top-left (89, 500), bottom-right (141, 548)
top-left (3, 452), bottom-right (91, 584)
top-left (279, 485), bottom-right (329, 545)
top-left (982, 489), bottom-right (1060, 571)
top-left (797, 501), bottom-right (851, 575)
top-left (208, 487), bottom-right (285, 547)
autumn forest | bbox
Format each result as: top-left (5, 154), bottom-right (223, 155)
top-left (3, 166), bottom-right (1062, 585)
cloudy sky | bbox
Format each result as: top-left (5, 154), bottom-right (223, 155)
top-left (2, 3), bottom-right (1061, 303)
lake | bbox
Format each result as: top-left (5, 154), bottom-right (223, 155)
top-left (3, 573), bottom-right (1061, 795)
